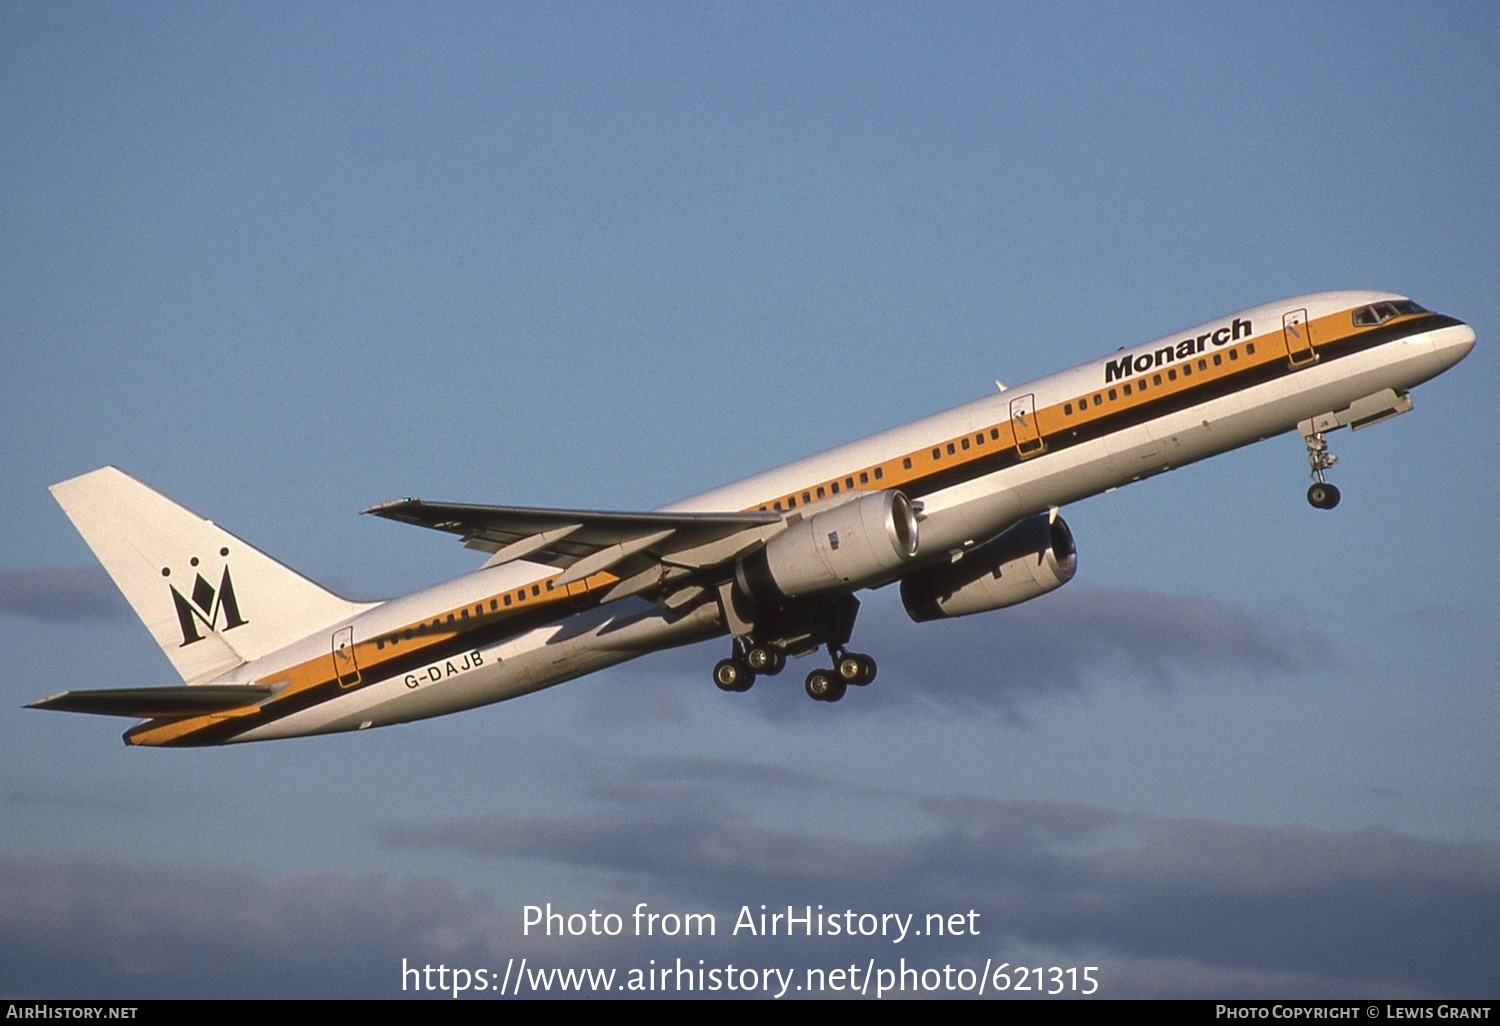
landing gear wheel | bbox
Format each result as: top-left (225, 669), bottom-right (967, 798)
top-left (745, 645), bottom-right (785, 676)
top-left (834, 651), bottom-right (876, 685)
top-left (804, 668), bottom-right (846, 703)
top-left (1307, 482), bottom-right (1341, 510)
top-left (714, 658), bottom-right (754, 693)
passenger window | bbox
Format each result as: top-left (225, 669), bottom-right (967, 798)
top-left (946, 443), bottom-right (956, 455)
top-left (816, 486), bottom-right (825, 499)
top-left (1108, 388), bottom-right (1117, 400)
top-left (875, 467), bottom-right (885, 479)
top-left (1123, 383), bottom-right (1132, 396)
top-left (1153, 374), bottom-right (1162, 385)
top-left (932, 448), bottom-right (941, 460)
top-left (1065, 403), bottom-right (1074, 415)
top-left (859, 472), bottom-right (869, 484)
top-left (961, 438), bottom-right (970, 450)
top-left (830, 481), bottom-right (840, 494)
top-left (1168, 369), bottom-right (1177, 381)
top-left (902, 458), bottom-right (911, 470)
top-left (1246, 342), bottom-right (1256, 355)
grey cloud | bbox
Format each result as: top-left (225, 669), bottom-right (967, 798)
top-left (619, 589), bottom-right (1324, 724)
top-left (378, 757), bottom-right (1500, 997)
top-left (0, 566), bottom-right (124, 622)
top-left (0, 858), bottom-right (510, 998)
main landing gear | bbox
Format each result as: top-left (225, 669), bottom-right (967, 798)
top-left (803, 646), bottom-right (877, 704)
top-left (712, 640), bottom-right (787, 694)
top-left (712, 640), bottom-right (876, 704)
top-left (1300, 421), bottom-right (1342, 510)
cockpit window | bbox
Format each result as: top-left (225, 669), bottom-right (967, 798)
top-left (1353, 300), bottom-right (1429, 327)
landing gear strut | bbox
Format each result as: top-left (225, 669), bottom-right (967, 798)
top-left (1299, 421), bottom-right (1342, 510)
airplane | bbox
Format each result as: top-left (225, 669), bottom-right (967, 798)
top-left (30, 290), bottom-right (1474, 746)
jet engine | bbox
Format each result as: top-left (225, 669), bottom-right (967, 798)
top-left (900, 511), bottom-right (1076, 622)
top-left (736, 490), bottom-right (920, 603)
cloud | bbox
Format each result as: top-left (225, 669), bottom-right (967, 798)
top-left (618, 589), bottom-right (1324, 724)
top-left (0, 858), bottom-right (510, 999)
top-left (0, 566), bottom-right (124, 623)
top-left (4, 756), bottom-right (1494, 998)
top-left (376, 756), bottom-right (1500, 998)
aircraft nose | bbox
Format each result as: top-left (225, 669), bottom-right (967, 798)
top-left (1438, 320), bottom-right (1477, 366)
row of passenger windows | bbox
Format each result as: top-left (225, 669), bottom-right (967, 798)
top-left (933, 428), bottom-right (1003, 462)
top-left (375, 581), bottom-right (553, 650)
top-left (761, 465), bottom-right (886, 512)
top-left (1061, 342), bottom-right (1256, 417)
top-left (757, 422), bottom-right (1021, 512)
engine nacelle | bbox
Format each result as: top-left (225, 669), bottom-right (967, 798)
top-left (900, 511), bottom-right (1076, 622)
top-left (737, 490), bottom-right (920, 602)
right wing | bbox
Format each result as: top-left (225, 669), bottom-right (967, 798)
top-left (362, 498), bottom-right (785, 604)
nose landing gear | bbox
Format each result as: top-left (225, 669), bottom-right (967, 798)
top-left (1299, 420), bottom-right (1342, 510)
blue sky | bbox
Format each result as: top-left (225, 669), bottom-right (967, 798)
top-left (2, 1), bottom-right (1497, 999)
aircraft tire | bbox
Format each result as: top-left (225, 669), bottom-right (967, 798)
top-left (805, 668), bottom-right (845, 702)
top-left (714, 658), bottom-right (753, 693)
top-left (746, 645), bottom-right (784, 675)
top-left (1307, 483), bottom-right (1341, 510)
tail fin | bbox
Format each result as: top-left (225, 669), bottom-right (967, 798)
top-left (50, 467), bottom-right (374, 684)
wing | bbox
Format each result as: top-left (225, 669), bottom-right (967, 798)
top-left (362, 498), bottom-right (784, 604)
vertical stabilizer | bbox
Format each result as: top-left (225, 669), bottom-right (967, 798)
top-left (50, 467), bottom-right (375, 684)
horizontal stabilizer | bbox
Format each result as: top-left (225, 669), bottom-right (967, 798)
top-left (27, 685), bottom-right (274, 719)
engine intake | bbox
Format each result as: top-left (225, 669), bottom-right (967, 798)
top-left (737, 490), bottom-right (919, 603)
top-left (900, 511), bottom-right (1076, 622)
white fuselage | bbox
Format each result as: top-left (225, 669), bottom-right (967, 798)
top-left (176, 291), bottom-right (1474, 745)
